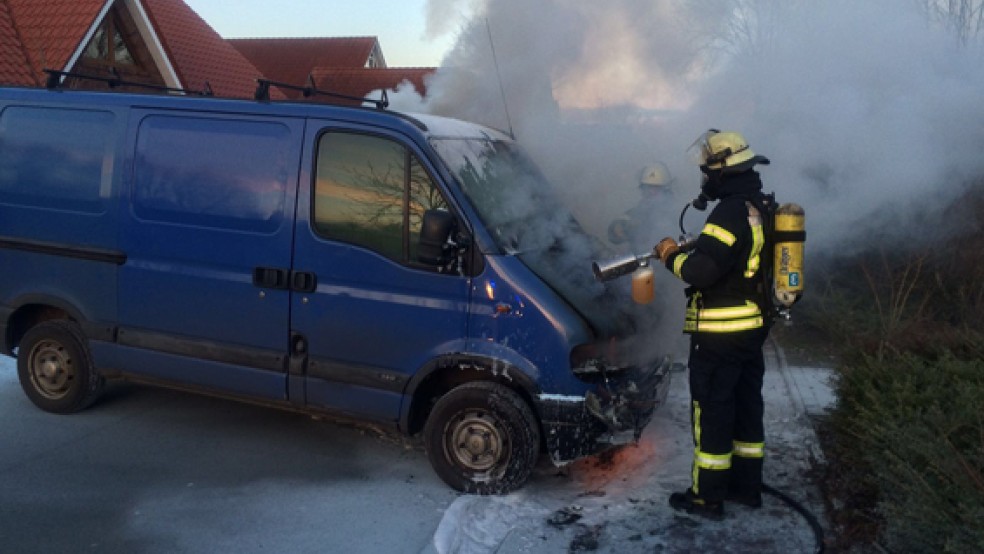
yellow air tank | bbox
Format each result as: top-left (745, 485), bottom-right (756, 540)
top-left (774, 203), bottom-right (805, 307)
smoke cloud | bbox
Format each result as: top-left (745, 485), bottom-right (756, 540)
top-left (391, 0), bottom-right (984, 360)
top-left (405, 0), bottom-right (984, 246)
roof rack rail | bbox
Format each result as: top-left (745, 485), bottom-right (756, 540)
top-left (43, 68), bottom-right (213, 97)
top-left (254, 76), bottom-right (389, 109)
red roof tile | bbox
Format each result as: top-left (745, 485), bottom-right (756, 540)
top-left (308, 67), bottom-right (434, 106)
top-left (230, 37), bottom-right (380, 97)
top-left (4, 0), bottom-right (104, 85)
top-left (142, 0), bottom-right (273, 98)
top-left (0, 0), bottom-right (36, 85)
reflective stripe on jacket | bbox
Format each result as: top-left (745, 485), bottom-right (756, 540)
top-left (664, 177), bottom-right (768, 334)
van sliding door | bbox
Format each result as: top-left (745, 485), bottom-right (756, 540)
top-left (115, 112), bottom-right (303, 399)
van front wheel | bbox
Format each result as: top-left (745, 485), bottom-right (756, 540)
top-left (424, 381), bottom-right (540, 494)
top-left (17, 320), bottom-right (104, 414)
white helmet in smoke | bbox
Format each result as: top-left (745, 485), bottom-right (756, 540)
top-left (639, 162), bottom-right (674, 188)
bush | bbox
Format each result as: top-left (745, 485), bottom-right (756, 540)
top-left (830, 353), bottom-right (984, 551)
top-left (804, 183), bottom-right (984, 551)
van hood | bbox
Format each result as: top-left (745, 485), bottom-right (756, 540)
top-left (515, 231), bottom-right (637, 338)
top-left (429, 136), bottom-right (638, 338)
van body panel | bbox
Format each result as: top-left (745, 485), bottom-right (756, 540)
top-left (89, 341), bottom-right (286, 399)
top-left (466, 255), bottom-right (593, 395)
top-left (292, 120), bottom-right (471, 421)
top-left (0, 101), bottom-right (126, 342)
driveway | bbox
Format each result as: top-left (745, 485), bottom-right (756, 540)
top-left (0, 337), bottom-right (833, 553)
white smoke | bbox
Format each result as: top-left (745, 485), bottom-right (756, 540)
top-left (399, 0), bottom-right (984, 251)
top-left (389, 0), bottom-right (984, 359)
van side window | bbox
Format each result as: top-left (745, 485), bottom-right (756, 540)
top-left (0, 107), bottom-right (115, 214)
top-left (314, 132), bottom-right (448, 265)
top-left (133, 116), bottom-right (290, 233)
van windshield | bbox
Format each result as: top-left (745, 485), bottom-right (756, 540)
top-left (431, 137), bottom-right (633, 337)
top-left (430, 138), bottom-right (578, 254)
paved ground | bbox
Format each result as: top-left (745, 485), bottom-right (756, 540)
top-left (0, 356), bottom-right (457, 554)
top-left (429, 338), bottom-right (834, 553)
top-left (0, 337), bottom-right (834, 553)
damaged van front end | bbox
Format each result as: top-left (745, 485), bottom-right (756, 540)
top-left (539, 353), bottom-right (672, 464)
top-left (430, 131), bottom-right (675, 474)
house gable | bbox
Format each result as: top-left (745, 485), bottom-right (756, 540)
top-left (67, 0), bottom-right (171, 90)
top-left (1, 0), bottom-right (272, 98)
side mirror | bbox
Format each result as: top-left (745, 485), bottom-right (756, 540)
top-left (417, 209), bottom-right (456, 266)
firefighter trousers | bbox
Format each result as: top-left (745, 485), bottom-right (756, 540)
top-left (686, 327), bottom-right (768, 502)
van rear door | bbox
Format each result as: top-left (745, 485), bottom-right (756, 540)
top-left (290, 122), bottom-right (471, 422)
top-left (116, 111), bottom-right (303, 399)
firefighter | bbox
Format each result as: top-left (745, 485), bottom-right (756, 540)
top-left (608, 162), bottom-right (675, 253)
top-left (653, 130), bottom-right (772, 519)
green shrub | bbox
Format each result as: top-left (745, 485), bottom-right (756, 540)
top-left (831, 353), bottom-right (984, 552)
top-left (792, 182), bottom-right (984, 550)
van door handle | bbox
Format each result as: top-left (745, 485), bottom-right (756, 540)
top-left (253, 266), bottom-right (290, 290)
top-left (291, 271), bottom-right (317, 293)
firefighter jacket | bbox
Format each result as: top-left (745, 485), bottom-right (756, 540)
top-left (664, 171), bottom-right (767, 334)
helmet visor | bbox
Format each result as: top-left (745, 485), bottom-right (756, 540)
top-left (687, 130), bottom-right (718, 166)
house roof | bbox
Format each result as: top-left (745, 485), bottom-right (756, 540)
top-left (308, 67), bottom-right (434, 106)
top-left (1, 0), bottom-right (105, 86)
top-left (140, 0), bottom-right (272, 98)
top-left (0, 0), bottom-right (274, 98)
top-left (1, 0), bottom-right (429, 104)
top-left (229, 36), bottom-right (380, 91)
top-left (0, 0), bottom-right (37, 85)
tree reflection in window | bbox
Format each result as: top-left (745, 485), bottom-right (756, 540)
top-left (314, 132), bottom-right (448, 265)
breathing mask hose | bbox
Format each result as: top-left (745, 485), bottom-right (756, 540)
top-left (678, 194), bottom-right (712, 237)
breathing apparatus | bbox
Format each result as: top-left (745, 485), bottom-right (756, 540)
top-left (680, 129), bottom-right (806, 318)
top-left (591, 130), bottom-right (806, 313)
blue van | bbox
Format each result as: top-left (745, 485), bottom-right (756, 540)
top-left (0, 82), bottom-right (670, 493)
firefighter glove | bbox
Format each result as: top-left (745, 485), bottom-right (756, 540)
top-left (654, 237), bottom-right (679, 263)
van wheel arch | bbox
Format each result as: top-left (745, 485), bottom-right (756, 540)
top-left (404, 357), bottom-right (541, 437)
top-left (6, 303), bottom-right (79, 353)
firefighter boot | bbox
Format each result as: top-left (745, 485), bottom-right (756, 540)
top-left (669, 489), bottom-right (724, 520)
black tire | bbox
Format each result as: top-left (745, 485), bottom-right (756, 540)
top-left (17, 320), bottom-right (104, 414)
top-left (424, 381), bottom-right (540, 494)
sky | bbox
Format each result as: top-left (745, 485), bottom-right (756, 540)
top-left (181, 0), bottom-right (459, 67)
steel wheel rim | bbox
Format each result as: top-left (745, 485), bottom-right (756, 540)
top-left (445, 409), bottom-right (509, 475)
top-left (28, 339), bottom-right (75, 400)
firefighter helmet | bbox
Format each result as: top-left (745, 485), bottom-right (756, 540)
top-left (639, 162), bottom-right (674, 188)
top-left (689, 130), bottom-right (769, 173)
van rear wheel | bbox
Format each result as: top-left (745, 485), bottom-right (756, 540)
top-left (17, 320), bottom-right (104, 414)
top-left (424, 381), bottom-right (540, 494)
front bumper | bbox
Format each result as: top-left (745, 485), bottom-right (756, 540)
top-left (537, 355), bottom-right (672, 464)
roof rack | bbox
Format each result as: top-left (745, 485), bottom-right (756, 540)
top-left (254, 76), bottom-right (389, 109)
top-left (43, 68), bottom-right (213, 96)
